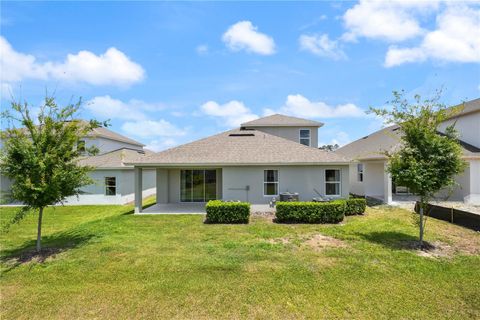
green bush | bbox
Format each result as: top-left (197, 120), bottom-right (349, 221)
top-left (205, 200), bottom-right (250, 224)
top-left (345, 198), bottom-right (366, 215)
top-left (275, 201), bottom-right (345, 224)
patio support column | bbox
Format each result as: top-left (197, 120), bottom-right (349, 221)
top-left (134, 167), bottom-right (143, 213)
top-left (383, 162), bottom-right (392, 204)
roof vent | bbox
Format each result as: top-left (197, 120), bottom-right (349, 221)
top-left (229, 133), bottom-right (255, 137)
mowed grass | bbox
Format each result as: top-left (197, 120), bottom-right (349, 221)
top-left (1, 201), bottom-right (479, 319)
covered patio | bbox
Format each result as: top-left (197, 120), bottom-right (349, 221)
top-left (140, 203), bottom-right (206, 214)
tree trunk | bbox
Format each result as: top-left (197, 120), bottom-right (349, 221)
top-left (36, 207), bottom-right (44, 253)
top-left (419, 199), bottom-right (424, 248)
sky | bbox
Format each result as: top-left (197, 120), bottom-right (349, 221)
top-left (1, 1), bottom-right (479, 151)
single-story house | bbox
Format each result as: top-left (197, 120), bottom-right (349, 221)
top-left (127, 114), bottom-right (351, 213)
top-left (336, 98), bottom-right (480, 205)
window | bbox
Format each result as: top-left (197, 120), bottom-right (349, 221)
top-left (77, 140), bottom-right (86, 155)
top-left (357, 163), bottom-right (364, 182)
top-left (325, 169), bottom-right (341, 196)
top-left (299, 129), bottom-right (311, 146)
top-left (264, 170), bottom-right (278, 196)
top-left (105, 177), bottom-right (116, 196)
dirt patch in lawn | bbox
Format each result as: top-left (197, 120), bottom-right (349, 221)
top-left (399, 239), bottom-right (478, 259)
top-left (268, 233), bottom-right (347, 252)
top-left (2, 247), bottom-right (65, 269)
top-left (302, 234), bottom-right (347, 251)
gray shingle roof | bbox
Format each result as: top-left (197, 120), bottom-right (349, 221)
top-left (128, 129), bottom-right (348, 166)
top-left (448, 98), bottom-right (480, 119)
top-left (78, 148), bottom-right (154, 168)
top-left (336, 124), bottom-right (480, 161)
top-left (241, 114), bottom-right (323, 127)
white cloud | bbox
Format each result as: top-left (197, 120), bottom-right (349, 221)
top-left (196, 44), bottom-right (209, 55)
top-left (274, 94), bottom-right (366, 119)
top-left (86, 95), bottom-right (165, 121)
top-left (385, 5), bottom-right (480, 67)
top-left (342, 0), bottom-right (439, 42)
top-left (121, 120), bottom-right (187, 139)
top-left (200, 100), bottom-right (258, 127)
top-left (320, 131), bottom-right (351, 147)
top-left (299, 34), bottom-right (346, 60)
top-left (222, 21), bottom-right (276, 55)
top-left (145, 138), bottom-right (178, 152)
top-left (0, 36), bottom-right (144, 86)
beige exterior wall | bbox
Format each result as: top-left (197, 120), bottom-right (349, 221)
top-left (245, 126), bottom-right (319, 148)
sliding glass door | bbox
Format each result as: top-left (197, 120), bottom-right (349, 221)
top-left (181, 169), bottom-right (217, 202)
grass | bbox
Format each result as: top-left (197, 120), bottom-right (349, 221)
top-left (1, 201), bottom-right (479, 319)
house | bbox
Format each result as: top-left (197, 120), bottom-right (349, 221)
top-left (0, 125), bottom-right (156, 205)
top-left (127, 114), bottom-right (351, 213)
top-left (336, 98), bottom-right (480, 205)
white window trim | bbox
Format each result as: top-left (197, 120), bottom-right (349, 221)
top-left (299, 129), bottom-right (311, 147)
top-left (325, 169), bottom-right (341, 197)
top-left (105, 176), bottom-right (117, 196)
top-left (263, 169), bottom-right (279, 197)
top-left (357, 163), bottom-right (364, 182)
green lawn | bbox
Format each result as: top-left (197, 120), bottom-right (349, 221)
top-left (1, 201), bottom-right (479, 319)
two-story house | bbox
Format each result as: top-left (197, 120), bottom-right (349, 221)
top-left (1, 125), bottom-right (156, 205)
top-left (336, 98), bottom-right (480, 205)
top-left (127, 114), bottom-right (351, 213)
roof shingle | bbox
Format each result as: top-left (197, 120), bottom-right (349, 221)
top-left (128, 129), bottom-right (348, 166)
top-left (241, 114), bottom-right (323, 127)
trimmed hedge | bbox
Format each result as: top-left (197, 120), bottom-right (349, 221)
top-left (345, 198), bottom-right (366, 216)
top-left (275, 201), bottom-right (345, 224)
top-left (275, 198), bottom-right (367, 223)
top-left (205, 200), bottom-right (250, 224)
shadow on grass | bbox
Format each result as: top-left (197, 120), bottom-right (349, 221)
top-left (358, 231), bottom-right (434, 250)
top-left (1, 231), bottom-right (96, 271)
top-left (121, 201), bottom-right (157, 216)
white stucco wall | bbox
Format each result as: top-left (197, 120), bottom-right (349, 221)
top-left (438, 112), bottom-right (480, 148)
top-left (245, 126), bottom-right (319, 148)
top-left (83, 137), bottom-right (143, 154)
top-left (466, 159), bottom-right (480, 204)
top-left (221, 165), bottom-right (349, 204)
top-left (64, 168), bottom-right (156, 205)
top-left (364, 162), bottom-right (386, 197)
top-left (348, 163), bottom-right (364, 195)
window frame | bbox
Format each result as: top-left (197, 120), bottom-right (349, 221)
top-left (357, 163), bottom-right (364, 182)
top-left (299, 129), bottom-right (311, 147)
top-left (263, 169), bottom-right (279, 197)
top-left (105, 177), bottom-right (117, 196)
top-left (325, 169), bottom-right (341, 197)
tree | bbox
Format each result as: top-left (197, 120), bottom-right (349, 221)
top-left (319, 144), bottom-right (339, 151)
top-left (370, 91), bottom-right (466, 246)
top-left (0, 96), bottom-right (103, 252)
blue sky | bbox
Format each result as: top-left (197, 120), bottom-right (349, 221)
top-left (1, 1), bottom-right (479, 151)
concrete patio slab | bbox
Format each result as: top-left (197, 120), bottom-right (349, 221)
top-left (139, 203), bottom-right (206, 214)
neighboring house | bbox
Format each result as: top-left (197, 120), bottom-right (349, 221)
top-left (127, 114), bottom-right (351, 213)
top-left (0, 125), bottom-right (156, 205)
top-left (336, 98), bottom-right (480, 205)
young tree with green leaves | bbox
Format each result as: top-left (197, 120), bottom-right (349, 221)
top-left (370, 91), bottom-right (466, 246)
top-left (1, 96), bottom-right (104, 252)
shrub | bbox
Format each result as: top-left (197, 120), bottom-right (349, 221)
top-left (345, 198), bottom-right (366, 215)
top-left (205, 200), bottom-right (250, 224)
top-left (275, 201), bottom-right (345, 224)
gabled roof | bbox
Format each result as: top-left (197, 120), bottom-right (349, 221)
top-left (448, 98), bottom-right (480, 120)
top-left (241, 114), bottom-right (323, 128)
top-left (128, 129), bottom-right (348, 166)
top-left (336, 124), bottom-right (480, 161)
top-left (87, 126), bottom-right (145, 147)
top-left (78, 148), bottom-right (154, 169)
